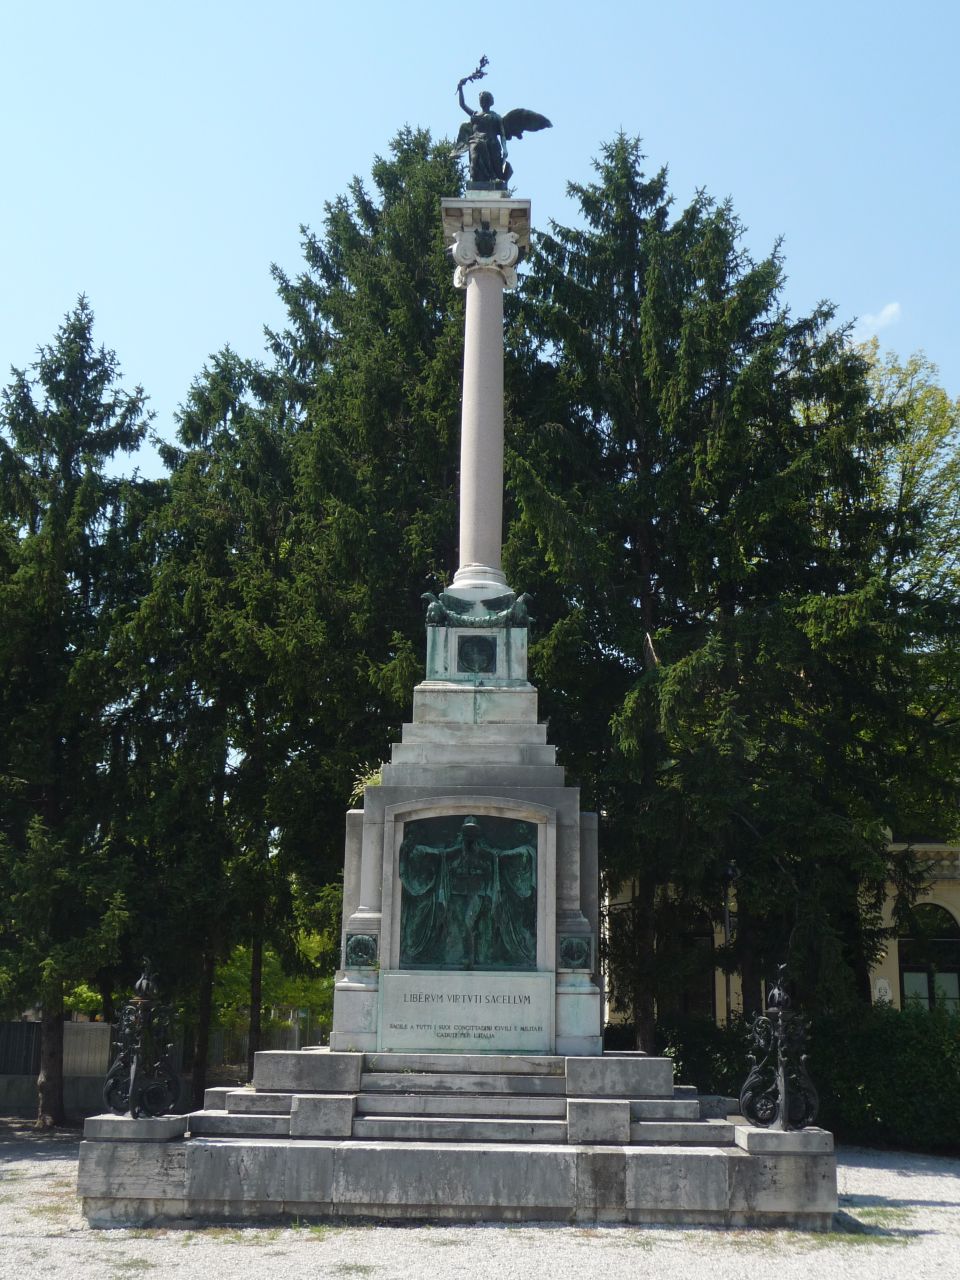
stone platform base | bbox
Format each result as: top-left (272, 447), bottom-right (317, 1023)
top-left (79, 1050), bottom-right (836, 1229)
top-left (80, 1136), bottom-right (836, 1229)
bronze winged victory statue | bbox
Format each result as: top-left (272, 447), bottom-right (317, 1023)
top-left (454, 57), bottom-right (551, 188)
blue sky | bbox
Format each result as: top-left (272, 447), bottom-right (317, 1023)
top-left (2, 1), bottom-right (957, 476)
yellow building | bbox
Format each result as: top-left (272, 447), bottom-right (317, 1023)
top-left (607, 843), bottom-right (960, 1026)
top-left (871, 844), bottom-right (960, 1012)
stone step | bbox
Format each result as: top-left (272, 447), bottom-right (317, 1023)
top-left (389, 742), bottom-right (557, 766)
top-left (360, 1071), bottom-right (566, 1096)
top-left (226, 1090), bottom-right (293, 1114)
top-left (629, 1119), bottom-right (735, 1145)
top-left (630, 1099), bottom-right (701, 1121)
top-left (188, 1109), bottom-right (289, 1138)
top-left (352, 1116), bottom-right (567, 1143)
top-left (411, 685), bottom-right (539, 724)
top-left (363, 1052), bottom-right (565, 1076)
top-left (379, 763), bottom-right (566, 788)
top-left (401, 722), bottom-right (548, 745)
top-left (355, 1092), bottom-right (566, 1118)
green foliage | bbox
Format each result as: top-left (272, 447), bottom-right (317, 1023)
top-left (509, 135), bottom-right (960, 1037)
top-left (211, 943), bottom-right (335, 1030)
top-left (812, 1005), bottom-right (960, 1151)
top-left (0, 299), bottom-right (150, 1015)
top-left (656, 1015), bottom-right (753, 1098)
top-left (629, 1006), bottom-right (960, 1152)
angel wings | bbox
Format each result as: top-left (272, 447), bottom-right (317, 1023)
top-left (455, 99), bottom-right (552, 186)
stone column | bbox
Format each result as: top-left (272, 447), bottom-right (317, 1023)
top-left (441, 196), bottom-right (531, 596)
top-left (456, 267), bottom-right (508, 589)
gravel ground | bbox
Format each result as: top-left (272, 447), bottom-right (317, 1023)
top-left (1, 1120), bottom-right (958, 1280)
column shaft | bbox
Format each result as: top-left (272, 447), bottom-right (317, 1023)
top-left (455, 267), bottom-right (506, 588)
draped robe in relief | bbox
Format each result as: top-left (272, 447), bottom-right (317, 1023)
top-left (399, 826), bottom-right (536, 968)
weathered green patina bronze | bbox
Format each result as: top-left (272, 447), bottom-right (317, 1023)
top-left (399, 815), bottom-right (537, 969)
top-left (421, 590), bottom-right (533, 628)
top-left (453, 57), bottom-right (552, 188)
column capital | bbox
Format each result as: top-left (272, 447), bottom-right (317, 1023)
top-left (451, 227), bottom-right (520, 289)
top-left (441, 195), bottom-right (531, 291)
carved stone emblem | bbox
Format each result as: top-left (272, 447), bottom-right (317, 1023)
top-left (558, 935), bottom-right (592, 970)
top-left (345, 933), bottom-right (378, 968)
top-left (450, 225), bottom-right (521, 289)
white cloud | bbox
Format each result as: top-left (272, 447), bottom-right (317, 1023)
top-left (854, 301), bottom-right (902, 338)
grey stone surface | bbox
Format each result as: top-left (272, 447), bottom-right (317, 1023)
top-left (76, 1134), bottom-right (840, 1228)
top-left (363, 1051), bottom-right (565, 1074)
top-left (579, 811), bottom-right (599, 949)
top-left (82, 1114), bottom-right (188, 1142)
top-left (574, 1149), bottom-right (627, 1221)
top-left (699, 1093), bottom-right (738, 1118)
top-left (355, 1092), bottom-right (566, 1117)
top-left (631, 1120), bottom-right (735, 1145)
top-left (78, 1139), bottom-right (186, 1199)
top-left (360, 1071), bottom-right (566, 1095)
top-left (289, 1093), bottom-right (356, 1137)
top-left (401, 720), bottom-right (547, 744)
top-left (188, 1109), bottom-right (289, 1137)
top-left (555, 984), bottom-right (604, 1057)
top-left (185, 1139), bottom-right (284, 1204)
top-left (728, 1149), bottom-right (838, 1214)
top-left (379, 970), bottom-right (554, 1053)
top-left (331, 1141), bottom-right (579, 1213)
top-left (625, 1148), bottom-right (730, 1212)
top-left (380, 762), bottom-right (566, 787)
top-left (225, 1089), bottom-right (293, 1113)
top-left (253, 1048), bottom-right (362, 1093)
top-left (203, 1087), bottom-right (230, 1109)
top-left (567, 1099), bottom-right (630, 1144)
top-left (566, 1055), bottom-right (675, 1098)
top-left (352, 1117), bottom-right (566, 1142)
top-left (0, 1121), bottom-right (933, 1262)
top-left (411, 685), bottom-right (539, 724)
top-left (283, 1141), bottom-right (336, 1205)
top-left (629, 1099), bottom-right (701, 1120)
top-left (389, 742), bottom-right (557, 766)
top-left (734, 1125), bottom-right (835, 1154)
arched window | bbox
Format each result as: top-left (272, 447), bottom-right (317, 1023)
top-left (898, 904), bottom-right (960, 1012)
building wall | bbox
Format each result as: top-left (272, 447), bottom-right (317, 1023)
top-left (870, 845), bottom-right (960, 1009)
top-left (606, 844), bottom-right (960, 1026)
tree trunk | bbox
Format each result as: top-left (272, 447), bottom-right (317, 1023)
top-left (98, 975), bottom-right (115, 1026)
top-left (737, 903), bottom-right (764, 1017)
top-left (631, 887), bottom-right (657, 1052)
top-left (191, 950), bottom-right (216, 1108)
top-left (36, 979), bottom-right (65, 1129)
top-left (247, 929), bottom-right (263, 1083)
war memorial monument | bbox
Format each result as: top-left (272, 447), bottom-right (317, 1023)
top-left (77, 66), bottom-right (838, 1227)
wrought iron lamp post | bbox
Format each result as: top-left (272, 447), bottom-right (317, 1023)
top-left (739, 965), bottom-right (819, 1131)
top-left (102, 961), bottom-right (180, 1119)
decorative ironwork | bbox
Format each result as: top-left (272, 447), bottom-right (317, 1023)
top-left (103, 961), bottom-right (180, 1119)
top-left (739, 965), bottom-right (819, 1130)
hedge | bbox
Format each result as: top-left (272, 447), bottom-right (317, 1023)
top-left (606, 1004), bottom-right (960, 1153)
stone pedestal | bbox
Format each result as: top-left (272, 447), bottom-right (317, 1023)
top-left (331, 634), bottom-right (603, 1055)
